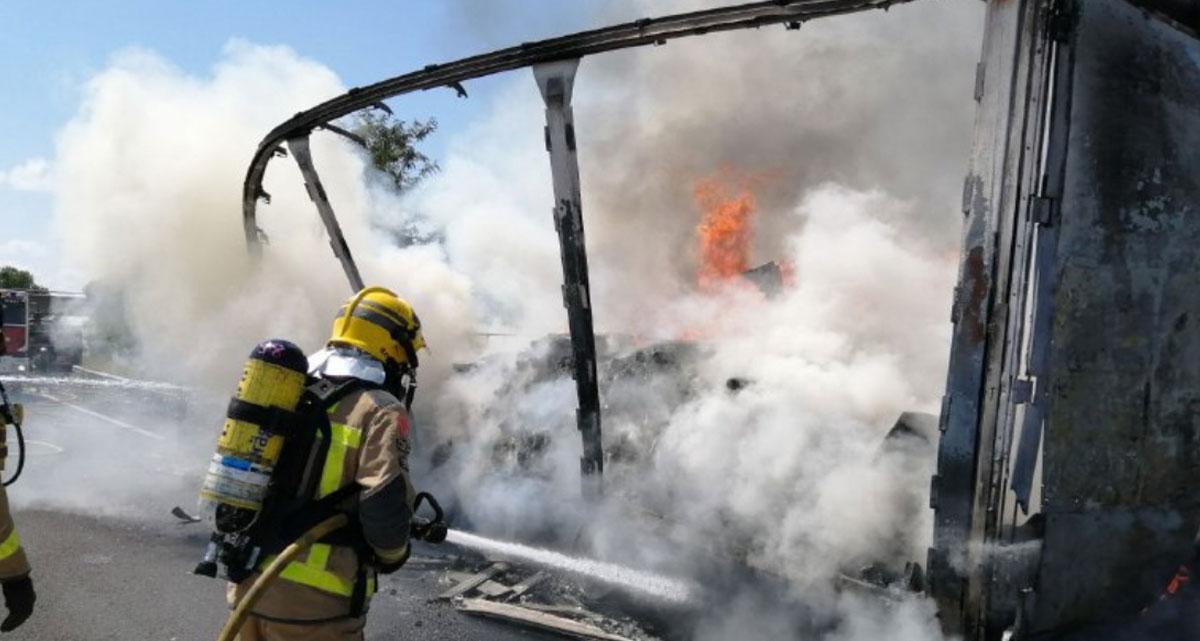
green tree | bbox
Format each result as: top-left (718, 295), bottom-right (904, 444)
top-left (0, 266), bottom-right (39, 290)
top-left (353, 112), bottom-right (439, 192)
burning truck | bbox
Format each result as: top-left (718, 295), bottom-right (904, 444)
top-left (226, 0), bottom-right (953, 621)
top-left (224, 0), bottom-right (1200, 638)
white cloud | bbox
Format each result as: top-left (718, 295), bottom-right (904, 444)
top-left (0, 238), bottom-right (51, 285)
top-left (0, 157), bottom-right (54, 192)
top-left (0, 239), bottom-right (47, 258)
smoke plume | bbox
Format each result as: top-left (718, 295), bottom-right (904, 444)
top-left (53, 41), bottom-right (477, 390)
top-left (20, 42), bottom-right (478, 520)
top-left (405, 1), bottom-right (980, 638)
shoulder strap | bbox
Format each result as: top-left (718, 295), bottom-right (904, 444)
top-left (306, 376), bottom-right (381, 409)
top-left (277, 376), bottom-right (383, 535)
top-left (249, 377), bottom-right (383, 559)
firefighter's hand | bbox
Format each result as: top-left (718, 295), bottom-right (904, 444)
top-left (0, 575), bottom-right (34, 632)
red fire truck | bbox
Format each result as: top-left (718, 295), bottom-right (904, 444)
top-left (0, 289), bottom-right (84, 373)
top-left (0, 290), bottom-right (28, 362)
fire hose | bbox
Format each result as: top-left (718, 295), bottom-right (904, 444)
top-left (216, 513), bottom-right (348, 641)
top-left (217, 492), bottom-right (447, 641)
top-left (0, 380), bottom-right (25, 487)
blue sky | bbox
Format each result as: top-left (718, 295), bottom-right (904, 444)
top-left (0, 1), bottom-right (610, 288)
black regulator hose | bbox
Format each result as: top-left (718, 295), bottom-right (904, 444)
top-left (0, 381), bottom-right (25, 487)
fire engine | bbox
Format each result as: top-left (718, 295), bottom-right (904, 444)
top-left (0, 289), bottom-right (84, 374)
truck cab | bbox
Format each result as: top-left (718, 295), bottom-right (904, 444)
top-left (0, 290), bottom-right (29, 373)
top-left (0, 288), bottom-right (85, 374)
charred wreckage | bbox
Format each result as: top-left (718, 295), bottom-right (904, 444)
top-left (236, 1), bottom-right (1200, 639)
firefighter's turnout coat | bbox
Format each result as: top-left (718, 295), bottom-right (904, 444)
top-left (0, 401), bottom-right (29, 581)
top-left (0, 486), bottom-right (29, 582)
top-left (228, 384), bottom-right (415, 631)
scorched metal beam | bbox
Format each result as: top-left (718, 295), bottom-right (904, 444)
top-left (533, 60), bottom-right (604, 490)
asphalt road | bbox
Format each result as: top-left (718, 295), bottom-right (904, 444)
top-left (12, 510), bottom-right (558, 641)
top-left (0, 380), bottom-right (560, 641)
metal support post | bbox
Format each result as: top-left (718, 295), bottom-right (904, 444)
top-left (287, 136), bottom-right (366, 292)
top-left (533, 59), bottom-right (604, 494)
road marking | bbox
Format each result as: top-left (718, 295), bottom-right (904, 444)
top-left (35, 392), bottom-right (165, 441)
top-left (23, 440), bottom-right (65, 455)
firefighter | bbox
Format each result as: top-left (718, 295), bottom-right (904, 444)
top-left (0, 484), bottom-right (33, 633)
top-left (0, 331), bottom-right (35, 632)
top-left (227, 287), bottom-right (425, 641)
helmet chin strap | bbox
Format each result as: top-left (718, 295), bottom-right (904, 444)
top-left (383, 359), bottom-right (418, 412)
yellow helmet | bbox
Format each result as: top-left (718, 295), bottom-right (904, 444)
top-left (329, 287), bottom-right (426, 366)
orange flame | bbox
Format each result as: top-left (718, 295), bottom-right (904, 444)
top-left (694, 173), bottom-right (757, 290)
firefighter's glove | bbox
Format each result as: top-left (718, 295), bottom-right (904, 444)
top-left (0, 575), bottom-right (34, 632)
top-left (375, 545), bottom-right (411, 575)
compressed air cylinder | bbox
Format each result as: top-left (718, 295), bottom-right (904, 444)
top-left (198, 339), bottom-right (308, 533)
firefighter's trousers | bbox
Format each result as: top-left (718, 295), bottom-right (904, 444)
top-left (237, 614), bottom-right (366, 641)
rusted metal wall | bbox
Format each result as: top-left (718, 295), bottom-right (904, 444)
top-left (929, 0), bottom-right (1053, 636)
top-left (931, 0), bottom-right (1200, 637)
top-left (1030, 0), bottom-right (1200, 632)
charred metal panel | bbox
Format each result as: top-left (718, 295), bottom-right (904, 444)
top-left (1133, 0), bottom-right (1200, 32)
top-left (1029, 0), bottom-right (1200, 632)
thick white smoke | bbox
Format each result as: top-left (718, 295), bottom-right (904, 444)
top-left (21, 42), bottom-right (477, 519)
top-left (404, 2), bottom-right (979, 639)
top-left (423, 185), bottom-right (955, 627)
top-left (53, 41), bottom-right (477, 390)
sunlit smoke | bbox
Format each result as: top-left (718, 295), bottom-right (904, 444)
top-left (25, 42), bottom-right (478, 519)
top-left (406, 2), bottom-right (980, 637)
top-left (52, 41), bottom-right (477, 392)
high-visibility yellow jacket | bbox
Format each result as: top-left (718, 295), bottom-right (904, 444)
top-left (227, 386), bottom-right (415, 623)
top-left (0, 417), bottom-right (29, 581)
top-left (0, 484), bottom-right (29, 581)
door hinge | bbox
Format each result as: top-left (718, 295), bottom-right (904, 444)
top-left (1031, 195), bottom-right (1056, 226)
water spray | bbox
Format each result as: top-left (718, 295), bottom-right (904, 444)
top-left (444, 529), bottom-right (698, 605)
top-left (0, 375), bottom-right (187, 393)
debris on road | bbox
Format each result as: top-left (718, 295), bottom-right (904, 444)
top-left (435, 555), bottom-right (660, 641)
top-left (170, 506), bottom-right (201, 524)
top-left (437, 562), bottom-right (509, 601)
top-left (457, 598), bottom-right (636, 641)
top-left (505, 570), bottom-right (547, 600)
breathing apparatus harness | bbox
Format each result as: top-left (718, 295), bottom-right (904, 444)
top-left (200, 289), bottom-right (436, 624)
top-left (197, 373), bottom-right (445, 617)
top-left (0, 380), bottom-right (26, 487)
top-left (198, 376), bottom-right (375, 580)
